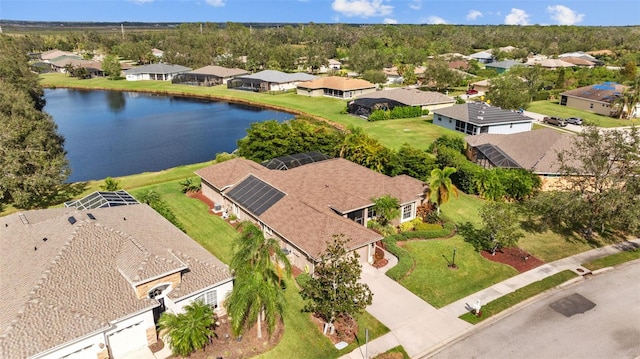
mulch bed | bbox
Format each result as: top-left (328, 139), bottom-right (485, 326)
top-left (184, 315), bottom-right (284, 359)
top-left (481, 247), bottom-right (545, 273)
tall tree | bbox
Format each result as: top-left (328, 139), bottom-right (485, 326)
top-left (486, 73), bottom-right (531, 110)
top-left (158, 300), bottom-right (217, 357)
top-left (0, 78), bottom-right (70, 209)
top-left (102, 54), bottom-right (122, 80)
top-left (556, 125), bottom-right (640, 237)
top-left (300, 235), bottom-right (373, 332)
top-left (226, 222), bottom-right (291, 339)
top-left (479, 202), bottom-right (524, 253)
top-left (428, 167), bottom-right (459, 215)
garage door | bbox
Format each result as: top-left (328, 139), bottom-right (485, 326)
top-left (107, 322), bottom-right (148, 358)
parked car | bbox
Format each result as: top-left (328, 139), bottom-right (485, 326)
top-left (466, 89), bottom-right (478, 95)
top-left (565, 117), bottom-right (583, 125)
top-left (543, 116), bottom-right (567, 127)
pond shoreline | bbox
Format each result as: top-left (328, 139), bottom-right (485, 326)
top-left (41, 82), bottom-right (348, 132)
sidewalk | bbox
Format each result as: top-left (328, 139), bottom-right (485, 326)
top-left (340, 238), bottom-right (640, 359)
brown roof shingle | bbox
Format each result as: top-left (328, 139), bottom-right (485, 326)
top-left (356, 87), bottom-right (454, 107)
top-left (197, 158), bottom-right (425, 258)
top-left (297, 76), bottom-right (375, 91)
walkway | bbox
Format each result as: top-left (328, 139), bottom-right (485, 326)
top-left (340, 238), bottom-right (640, 359)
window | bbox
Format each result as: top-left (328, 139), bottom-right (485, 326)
top-left (402, 204), bottom-right (413, 221)
top-left (195, 290), bottom-right (218, 308)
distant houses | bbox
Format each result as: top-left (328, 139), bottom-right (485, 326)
top-left (172, 65), bottom-right (250, 86)
top-left (348, 87), bottom-right (454, 118)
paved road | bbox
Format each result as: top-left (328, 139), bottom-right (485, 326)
top-left (428, 260), bottom-right (640, 359)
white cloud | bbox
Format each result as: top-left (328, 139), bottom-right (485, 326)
top-left (467, 10), bottom-right (482, 21)
top-left (422, 16), bottom-right (447, 25)
top-left (331, 0), bottom-right (393, 18)
top-left (205, 0), bottom-right (225, 7)
top-left (129, 0), bottom-right (154, 4)
top-left (384, 18), bottom-right (398, 24)
top-left (409, 0), bottom-right (421, 10)
top-left (547, 5), bottom-right (584, 25)
top-left (505, 8), bottom-right (530, 25)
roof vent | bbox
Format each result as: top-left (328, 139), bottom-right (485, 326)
top-left (477, 116), bottom-right (484, 120)
top-left (68, 216), bottom-right (77, 225)
top-left (87, 213), bottom-right (96, 220)
top-left (42, 237), bottom-right (48, 242)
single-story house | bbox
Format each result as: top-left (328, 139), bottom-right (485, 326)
top-left (432, 102), bottom-right (534, 135)
top-left (125, 63), bottom-right (192, 81)
top-left (469, 51), bottom-right (494, 64)
top-left (347, 87), bottom-right (455, 118)
top-left (151, 48), bottom-right (164, 58)
top-left (485, 60), bottom-right (525, 74)
top-left (49, 57), bottom-right (105, 77)
top-left (195, 157), bottom-right (425, 274)
top-left (172, 65), bottom-right (250, 86)
top-left (559, 57), bottom-right (596, 68)
top-left (328, 59), bottom-right (342, 70)
top-left (469, 79), bottom-right (491, 93)
top-left (227, 70), bottom-right (317, 92)
top-left (532, 58), bottom-right (575, 69)
top-left (559, 82), bottom-right (627, 117)
top-left (448, 60), bottom-right (470, 71)
top-left (0, 203), bottom-right (233, 359)
top-left (383, 67), bottom-right (403, 85)
top-left (465, 128), bottom-right (576, 190)
top-left (296, 76), bottom-right (376, 99)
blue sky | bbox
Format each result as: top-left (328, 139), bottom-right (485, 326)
top-left (1, 0), bottom-right (638, 26)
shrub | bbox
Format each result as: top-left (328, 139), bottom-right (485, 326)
top-left (414, 222), bottom-right (443, 231)
top-left (100, 177), bottom-right (121, 191)
top-left (399, 221), bottom-right (415, 232)
top-left (295, 272), bottom-right (312, 288)
top-left (180, 177), bottom-right (201, 193)
top-left (368, 109), bottom-right (390, 121)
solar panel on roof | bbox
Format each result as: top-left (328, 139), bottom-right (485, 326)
top-left (226, 175), bottom-right (285, 216)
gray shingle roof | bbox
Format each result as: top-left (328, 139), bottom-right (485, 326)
top-left (125, 63), bottom-right (191, 75)
top-left (188, 65), bottom-right (249, 77)
top-left (355, 87), bottom-right (455, 107)
top-left (465, 128), bottom-right (577, 174)
top-left (237, 70), bottom-right (317, 83)
top-left (433, 103), bottom-right (534, 125)
top-left (0, 205), bottom-right (231, 358)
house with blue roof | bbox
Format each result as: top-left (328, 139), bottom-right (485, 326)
top-left (485, 60), bottom-right (525, 74)
top-left (559, 82), bottom-right (627, 117)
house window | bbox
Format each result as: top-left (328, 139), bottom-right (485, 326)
top-left (402, 203), bottom-right (413, 221)
top-left (590, 103), bottom-right (594, 109)
top-left (195, 290), bottom-right (218, 308)
top-left (263, 225), bottom-right (273, 236)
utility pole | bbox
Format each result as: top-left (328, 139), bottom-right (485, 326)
top-left (121, 24), bottom-right (124, 40)
top-left (200, 23), bottom-right (203, 35)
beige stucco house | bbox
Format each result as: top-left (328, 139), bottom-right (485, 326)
top-left (559, 82), bottom-right (627, 117)
top-left (0, 204), bottom-right (232, 359)
top-left (195, 157), bottom-right (425, 274)
top-left (296, 76), bottom-right (376, 99)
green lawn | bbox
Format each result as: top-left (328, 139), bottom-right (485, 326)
top-left (458, 270), bottom-right (578, 324)
top-left (582, 248), bottom-right (640, 271)
top-left (399, 236), bottom-right (519, 308)
top-left (439, 192), bottom-right (486, 227)
top-left (518, 230), bottom-right (597, 263)
top-left (527, 100), bottom-right (636, 128)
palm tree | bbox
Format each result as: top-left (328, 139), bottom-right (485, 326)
top-left (158, 301), bottom-right (217, 357)
top-left (428, 167), bottom-right (459, 215)
top-left (370, 195), bottom-right (400, 226)
top-left (226, 221), bottom-right (291, 339)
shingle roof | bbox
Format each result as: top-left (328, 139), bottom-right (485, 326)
top-left (560, 82), bottom-right (627, 104)
top-left (237, 70), bottom-right (317, 83)
top-left (433, 102), bottom-right (534, 125)
top-left (0, 205), bottom-right (231, 358)
top-left (125, 63), bottom-right (192, 75)
top-left (465, 128), bottom-right (577, 173)
top-left (470, 51), bottom-right (494, 60)
top-left (297, 76), bottom-right (375, 91)
top-left (188, 65), bottom-right (249, 77)
top-left (355, 87), bottom-right (455, 107)
top-left (535, 59), bottom-right (575, 68)
top-left (196, 158), bottom-right (425, 259)
top-left (50, 57), bottom-right (103, 70)
top-left (560, 57), bottom-right (595, 67)
top-left (41, 49), bottom-right (78, 61)
top-left (485, 60), bottom-right (524, 70)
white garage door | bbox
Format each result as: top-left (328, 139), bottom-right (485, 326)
top-left (107, 322), bottom-right (148, 358)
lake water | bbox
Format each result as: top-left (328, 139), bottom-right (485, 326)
top-left (44, 89), bottom-right (293, 182)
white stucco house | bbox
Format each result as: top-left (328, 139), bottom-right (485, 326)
top-left (195, 156), bottom-right (425, 275)
top-left (432, 102), bottom-right (534, 135)
top-left (0, 202), bottom-right (233, 359)
top-left (124, 63), bottom-right (192, 81)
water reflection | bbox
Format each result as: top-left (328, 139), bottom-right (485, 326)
top-left (106, 91), bottom-right (126, 113)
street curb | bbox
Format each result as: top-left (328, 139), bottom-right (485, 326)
top-left (417, 276), bottom-right (587, 358)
